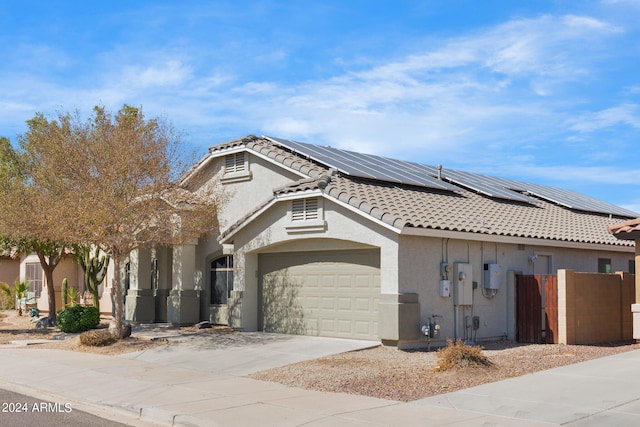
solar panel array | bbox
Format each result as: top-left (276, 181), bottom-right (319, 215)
top-left (265, 136), bottom-right (639, 218)
top-left (501, 179), bottom-right (640, 218)
top-left (266, 136), bottom-right (458, 192)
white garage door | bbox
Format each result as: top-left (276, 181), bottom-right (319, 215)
top-left (259, 249), bottom-right (380, 340)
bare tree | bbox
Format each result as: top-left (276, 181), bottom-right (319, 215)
top-left (1, 106), bottom-right (221, 334)
top-left (0, 136), bottom-right (68, 320)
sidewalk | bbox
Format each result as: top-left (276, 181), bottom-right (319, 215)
top-left (1, 335), bottom-right (639, 426)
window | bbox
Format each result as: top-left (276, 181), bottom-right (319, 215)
top-left (211, 256), bottom-right (233, 305)
top-left (25, 263), bottom-right (43, 297)
top-left (630, 260), bottom-right (636, 274)
top-left (221, 152), bottom-right (251, 183)
top-left (598, 258), bottom-right (612, 273)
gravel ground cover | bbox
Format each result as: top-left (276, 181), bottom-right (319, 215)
top-left (249, 339), bottom-right (640, 402)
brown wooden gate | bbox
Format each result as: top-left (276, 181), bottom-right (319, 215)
top-left (516, 274), bottom-right (558, 343)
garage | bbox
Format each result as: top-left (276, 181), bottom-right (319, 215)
top-left (258, 249), bottom-right (380, 340)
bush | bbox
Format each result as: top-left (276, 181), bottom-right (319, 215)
top-left (56, 305), bottom-right (100, 333)
top-left (434, 339), bottom-right (493, 371)
top-left (79, 329), bottom-right (116, 347)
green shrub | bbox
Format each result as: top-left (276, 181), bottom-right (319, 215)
top-left (57, 305), bottom-right (100, 333)
top-left (434, 339), bottom-right (493, 371)
top-left (79, 329), bottom-right (116, 347)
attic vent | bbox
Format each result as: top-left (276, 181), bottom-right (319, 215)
top-left (292, 198), bottom-right (319, 221)
top-left (286, 197), bottom-right (326, 233)
top-left (221, 151), bottom-right (252, 183)
top-left (225, 152), bottom-right (246, 173)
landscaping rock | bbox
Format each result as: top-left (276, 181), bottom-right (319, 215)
top-left (195, 321), bottom-right (212, 329)
top-left (35, 317), bottom-right (56, 329)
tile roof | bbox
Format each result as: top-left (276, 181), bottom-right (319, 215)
top-left (324, 175), bottom-right (631, 246)
top-left (214, 136), bottom-right (635, 248)
top-left (210, 135), bottom-right (327, 178)
top-left (608, 218), bottom-right (640, 241)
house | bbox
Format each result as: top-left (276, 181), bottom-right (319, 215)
top-left (119, 135), bottom-right (636, 348)
top-left (5, 135), bottom-right (636, 347)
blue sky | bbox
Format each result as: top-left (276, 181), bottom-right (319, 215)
top-left (1, 0), bottom-right (639, 214)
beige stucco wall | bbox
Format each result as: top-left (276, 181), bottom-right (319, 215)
top-left (192, 152), bottom-right (308, 321)
top-left (398, 235), bottom-right (635, 347)
top-left (226, 193), bottom-right (399, 331)
top-left (27, 256), bottom-right (83, 314)
top-left (0, 258), bottom-right (19, 286)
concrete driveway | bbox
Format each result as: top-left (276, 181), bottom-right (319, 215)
top-left (119, 324), bottom-right (380, 376)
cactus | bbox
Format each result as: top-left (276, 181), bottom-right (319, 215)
top-left (73, 245), bottom-right (110, 313)
top-left (61, 278), bottom-right (68, 307)
top-left (67, 287), bottom-right (79, 306)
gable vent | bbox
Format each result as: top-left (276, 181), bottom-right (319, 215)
top-left (225, 152), bottom-right (246, 174)
top-left (292, 198), bottom-right (319, 221)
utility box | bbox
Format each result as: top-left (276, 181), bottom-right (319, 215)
top-left (483, 263), bottom-right (502, 289)
top-left (439, 280), bottom-right (450, 298)
top-left (453, 263), bottom-right (473, 305)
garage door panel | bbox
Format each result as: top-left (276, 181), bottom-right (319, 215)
top-left (338, 320), bottom-right (353, 333)
top-left (354, 298), bottom-right (372, 312)
top-left (320, 296), bottom-right (336, 309)
top-left (320, 319), bottom-right (335, 332)
top-left (305, 296), bottom-right (319, 308)
top-left (337, 297), bottom-right (352, 310)
top-left (259, 250), bottom-right (380, 340)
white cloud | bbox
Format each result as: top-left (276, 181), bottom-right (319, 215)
top-left (569, 103), bottom-right (640, 132)
top-left (230, 13), bottom-right (622, 161)
top-left (124, 60), bottom-right (191, 88)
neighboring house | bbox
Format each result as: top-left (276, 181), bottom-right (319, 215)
top-left (5, 253), bottom-right (115, 315)
top-left (0, 255), bottom-right (19, 287)
top-left (119, 135), bottom-right (637, 348)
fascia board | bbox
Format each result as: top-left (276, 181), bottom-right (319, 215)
top-left (275, 189), bottom-right (324, 201)
top-left (184, 146), bottom-right (310, 187)
top-left (400, 226), bottom-right (635, 253)
top-left (179, 153), bottom-right (214, 185)
top-left (218, 198), bottom-right (278, 243)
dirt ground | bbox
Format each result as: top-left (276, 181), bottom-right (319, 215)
top-left (0, 309), bottom-right (169, 355)
top-left (2, 309), bottom-right (640, 402)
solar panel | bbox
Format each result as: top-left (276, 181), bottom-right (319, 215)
top-left (442, 169), bottom-right (532, 203)
top-left (500, 179), bottom-right (640, 217)
top-left (265, 136), bottom-right (639, 217)
top-left (266, 136), bottom-right (459, 191)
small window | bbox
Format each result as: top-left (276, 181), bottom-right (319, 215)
top-left (598, 258), bottom-right (611, 273)
top-left (25, 263), bottom-right (43, 297)
top-left (630, 260), bottom-right (636, 274)
top-left (221, 152), bottom-right (251, 183)
top-left (211, 256), bottom-right (234, 305)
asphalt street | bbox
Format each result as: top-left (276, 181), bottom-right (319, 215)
top-left (0, 388), bottom-right (131, 427)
